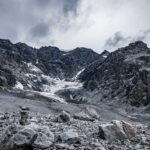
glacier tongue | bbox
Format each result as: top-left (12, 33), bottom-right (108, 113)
top-left (14, 73), bottom-right (83, 103)
top-left (13, 63), bottom-right (83, 103)
top-left (39, 77), bottom-right (83, 103)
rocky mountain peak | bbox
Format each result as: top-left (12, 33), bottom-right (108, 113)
top-left (128, 41), bottom-right (148, 49)
top-left (100, 50), bottom-right (110, 58)
top-left (117, 41), bottom-right (149, 56)
top-left (0, 39), bottom-right (15, 51)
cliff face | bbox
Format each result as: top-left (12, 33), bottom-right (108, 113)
top-left (80, 41), bottom-right (150, 106)
top-left (0, 39), bottom-right (99, 89)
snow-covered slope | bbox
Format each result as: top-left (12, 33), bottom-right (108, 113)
top-left (12, 62), bottom-right (83, 103)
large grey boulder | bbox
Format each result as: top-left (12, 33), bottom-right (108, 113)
top-left (59, 130), bottom-right (81, 144)
top-left (33, 126), bottom-right (54, 149)
top-left (73, 111), bottom-right (94, 121)
top-left (85, 107), bottom-right (100, 120)
top-left (98, 120), bottom-right (136, 142)
top-left (0, 123), bottom-right (54, 150)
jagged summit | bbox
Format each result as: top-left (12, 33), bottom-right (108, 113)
top-left (128, 41), bottom-right (148, 49)
top-left (100, 50), bottom-right (110, 58)
top-left (80, 41), bottom-right (150, 106)
top-left (116, 41), bottom-right (149, 56)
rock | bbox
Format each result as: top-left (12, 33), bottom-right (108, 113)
top-left (55, 143), bottom-right (70, 149)
top-left (20, 106), bottom-right (30, 111)
top-left (59, 130), bottom-right (81, 144)
top-left (20, 111), bottom-right (29, 125)
top-left (91, 142), bottom-right (106, 149)
top-left (33, 126), bottom-right (54, 149)
top-left (98, 120), bottom-right (136, 141)
top-left (0, 124), bottom-right (21, 150)
top-left (0, 113), bottom-right (150, 150)
top-left (11, 126), bottom-right (37, 146)
top-left (0, 123), bottom-right (54, 150)
top-left (85, 107), bottom-right (100, 120)
top-left (73, 111), bottom-right (94, 121)
top-left (121, 121), bottom-right (136, 139)
top-left (0, 76), bottom-right (7, 86)
top-left (59, 111), bottom-right (71, 122)
top-left (80, 41), bottom-right (150, 107)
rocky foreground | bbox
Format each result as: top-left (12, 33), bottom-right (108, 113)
top-left (0, 110), bottom-right (150, 150)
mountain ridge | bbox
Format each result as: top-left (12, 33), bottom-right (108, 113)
top-left (0, 38), bottom-right (150, 107)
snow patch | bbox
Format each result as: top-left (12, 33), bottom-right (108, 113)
top-left (103, 55), bottom-right (107, 58)
top-left (27, 63), bottom-right (42, 73)
top-left (14, 81), bottom-right (24, 90)
top-left (72, 68), bottom-right (85, 81)
top-left (39, 75), bottom-right (83, 103)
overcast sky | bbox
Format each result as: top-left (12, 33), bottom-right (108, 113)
top-left (0, 0), bottom-right (150, 53)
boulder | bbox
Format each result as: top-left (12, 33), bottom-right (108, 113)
top-left (122, 121), bottom-right (136, 139)
top-left (73, 111), bottom-right (94, 121)
top-left (19, 111), bottom-right (29, 125)
top-left (59, 111), bottom-right (71, 122)
top-left (54, 111), bottom-right (71, 123)
top-left (85, 107), bottom-right (100, 120)
top-left (98, 120), bottom-right (136, 141)
top-left (11, 126), bottom-right (37, 147)
top-left (0, 76), bottom-right (7, 86)
top-left (0, 123), bottom-right (54, 150)
top-left (33, 126), bottom-right (54, 149)
top-left (59, 130), bottom-right (80, 144)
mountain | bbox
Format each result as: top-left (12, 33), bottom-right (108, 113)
top-left (79, 41), bottom-right (150, 106)
top-left (0, 39), bottom-right (100, 102)
top-left (0, 39), bottom-right (150, 107)
top-left (37, 46), bottom-right (99, 79)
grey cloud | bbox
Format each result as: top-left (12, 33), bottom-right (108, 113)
top-left (105, 32), bottom-right (131, 49)
top-left (0, 0), bottom-right (81, 47)
top-left (35, 0), bottom-right (79, 16)
top-left (0, 0), bottom-right (150, 52)
top-left (30, 23), bottom-right (50, 38)
top-left (134, 30), bottom-right (150, 41)
top-left (105, 30), bottom-right (150, 50)
top-left (61, 0), bottom-right (79, 16)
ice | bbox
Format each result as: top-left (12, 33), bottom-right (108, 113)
top-left (72, 68), bottom-right (85, 81)
top-left (38, 75), bottom-right (83, 103)
top-left (13, 74), bottom-right (83, 103)
top-left (103, 55), bottom-right (107, 58)
top-left (27, 63), bottom-right (42, 73)
top-left (14, 81), bottom-right (24, 90)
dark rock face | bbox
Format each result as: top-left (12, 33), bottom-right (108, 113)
top-left (78, 50), bottom-right (110, 83)
top-left (0, 65), bottom-right (16, 87)
top-left (80, 41), bottom-right (150, 106)
top-left (0, 39), bottom-right (100, 89)
top-left (0, 38), bottom-right (150, 107)
top-left (37, 46), bottom-right (100, 78)
top-left (0, 39), bottom-right (100, 80)
top-left (60, 47), bottom-right (100, 79)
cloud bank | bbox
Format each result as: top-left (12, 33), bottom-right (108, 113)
top-left (0, 0), bottom-right (150, 53)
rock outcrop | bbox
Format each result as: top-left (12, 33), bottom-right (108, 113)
top-left (98, 120), bottom-right (136, 141)
top-left (80, 41), bottom-right (150, 106)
